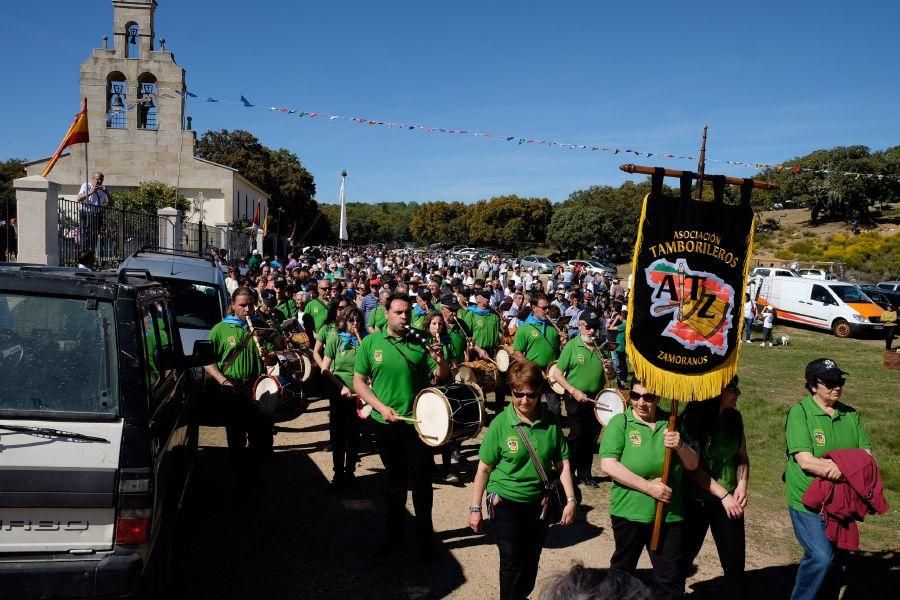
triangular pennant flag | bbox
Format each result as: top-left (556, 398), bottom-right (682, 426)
top-left (240, 95), bottom-right (254, 107)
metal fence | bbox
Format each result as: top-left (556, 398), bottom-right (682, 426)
top-left (58, 199), bottom-right (255, 268)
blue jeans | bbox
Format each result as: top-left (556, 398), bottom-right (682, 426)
top-left (743, 317), bottom-right (754, 341)
top-left (789, 508), bottom-right (841, 600)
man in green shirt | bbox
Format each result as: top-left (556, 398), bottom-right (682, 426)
top-left (459, 289), bottom-right (501, 360)
top-left (411, 289), bottom-right (433, 330)
top-left (354, 293), bottom-right (449, 558)
top-left (274, 280), bottom-right (298, 319)
top-left (367, 289), bottom-right (390, 334)
top-left (549, 311), bottom-right (611, 487)
top-left (513, 293), bottom-right (561, 412)
top-left (204, 287), bottom-right (280, 496)
top-left (305, 281), bottom-right (331, 338)
top-left (440, 294), bottom-right (468, 365)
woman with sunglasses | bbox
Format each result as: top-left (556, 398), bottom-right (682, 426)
top-left (680, 376), bottom-right (750, 599)
top-left (425, 310), bottom-right (464, 484)
top-left (599, 379), bottom-right (698, 600)
top-left (468, 360), bottom-right (577, 600)
top-left (785, 359), bottom-right (871, 600)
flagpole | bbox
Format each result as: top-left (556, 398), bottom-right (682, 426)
top-left (339, 170), bottom-right (348, 247)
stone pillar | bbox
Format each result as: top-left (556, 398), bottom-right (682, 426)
top-left (157, 207), bottom-right (181, 251)
top-left (13, 176), bottom-right (60, 266)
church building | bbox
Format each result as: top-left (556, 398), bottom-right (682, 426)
top-left (25, 0), bottom-right (269, 231)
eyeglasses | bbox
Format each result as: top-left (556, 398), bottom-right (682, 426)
top-left (818, 378), bottom-right (845, 389)
top-left (629, 391), bottom-right (659, 402)
top-left (511, 390), bottom-right (540, 399)
top-left (535, 304), bottom-right (550, 310)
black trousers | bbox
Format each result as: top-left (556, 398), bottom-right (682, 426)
top-left (491, 499), bottom-right (549, 600)
top-left (79, 209), bottom-right (102, 252)
top-left (564, 395), bottom-right (600, 478)
top-left (610, 516), bottom-right (684, 600)
top-left (328, 388), bottom-right (360, 477)
top-left (221, 382), bottom-right (273, 488)
top-left (682, 496), bottom-right (747, 599)
top-left (373, 421), bottom-right (434, 544)
top-left (544, 390), bottom-right (563, 416)
top-left (885, 325), bottom-right (896, 350)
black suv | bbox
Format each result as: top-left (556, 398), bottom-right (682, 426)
top-left (0, 265), bottom-right (214, 599)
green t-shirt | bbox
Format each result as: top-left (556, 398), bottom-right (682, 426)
top-left (317, 322), bottom-right (338, 346)
top-left (683, 401), bottom-right (743, 499)
top-left (412, 306), bottom-right (431, 330)
top-left (354, 331), bottom-right (437, 424)
top-left (447, 326), bottom-right (468, 364)
top-left (479, 403), bottom-right (570, 503)
top-left (367, 305), bottom-right (387, 332)
top-left (513, 321), bottom-right (561, 368)
top-left (276, 298), bottom-right (298, 320)
top-left (460, 308), bottom-right (501, 351)
top-left (305, 298), bottom-right (330, 335)
top-left (615, 322), bottom-right (627, 351)
top-left (556, 336), bottom-right (607, 395)
top-left (324, 334), bottom-right (358, 391)
top-left (599, 409), bottom-right (687, 523)
top-left (208, 319), bottom-right (274, 380)
top-left (785, 395), bottom-right (871, 512)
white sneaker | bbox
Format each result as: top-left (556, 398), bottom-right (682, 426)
top-left (768, 342), bottom-right (773, 347)
top-left (760, 343), bottom-right (765, 347)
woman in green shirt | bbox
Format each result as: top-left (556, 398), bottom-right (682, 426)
top-left (425, 310), bottom-right (463, 484)
top-left (681, 376), bottom-right (750, 599)
top-left (785, 358), bottom-right (871, 600)
top-left (468, 360), bottom-right (576, 600)
top-left (321, 305), bottom-right (364, 488)
top-left (599, 378), bottom-right (699, 600)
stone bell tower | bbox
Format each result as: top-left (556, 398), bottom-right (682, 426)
top-left (112, 0), bottom-right (157, 59)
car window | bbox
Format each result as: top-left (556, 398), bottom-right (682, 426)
top-left (757, 269), bottom-right (770, 277)
top-left (140, 299), bottom-right (179, 397)
top-left (828, 285), bottom-right (869, 303)
top-left (163, 279), bottom-right (223, 329)
top-left (810, 284), bottom-right (832, 303)
top-left (0, 293), bottom-right (118, 417)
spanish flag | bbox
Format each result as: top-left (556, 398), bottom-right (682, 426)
top-left (41, 98), bottom-right (90, 178)
top-left (262, 206), bottom-right (268, 235)
top-left (251, 199), bottom-right (260, 231)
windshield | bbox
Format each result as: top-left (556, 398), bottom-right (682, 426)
top-left (0, 293), bottom-right (118, 417)
top-left (829, 285), bottom-right (870, 303)
top-left (162, 279), bottom-right (223, 329)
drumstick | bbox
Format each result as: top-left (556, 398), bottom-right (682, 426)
top-left (394, 415), bottom-right (421, 424)
top-left (244, 316), bottom-right (269, 362)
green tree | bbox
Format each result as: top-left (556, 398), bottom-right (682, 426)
top-left (112, 181), bottom-right (190, 214)
top-left (559, 181), bottom-right (649, 254)
top-left (0, 158), bottom-right (26, 218)
top-left (547, 204), bottom-right (607, 254)
top-left (467, 195), bottom-right (552, 248)
top-left (409, 201), bottom-right (468, 244)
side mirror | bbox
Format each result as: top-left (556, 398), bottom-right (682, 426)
top-left (184, 340), bottom-right (216, 368)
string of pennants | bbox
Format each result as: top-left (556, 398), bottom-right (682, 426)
top-left (104, 86), bottom-right (898, 182)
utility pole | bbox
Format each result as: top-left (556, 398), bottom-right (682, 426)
top-left (695, 125), bottom-right (708, 201)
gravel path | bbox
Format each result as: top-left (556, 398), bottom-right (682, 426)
top-left (184, 396), bottom-right (798, 599)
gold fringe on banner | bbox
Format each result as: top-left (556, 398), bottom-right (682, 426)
top-left (625, 193), bottom-right (756, 402)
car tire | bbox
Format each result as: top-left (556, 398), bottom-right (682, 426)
top-left (831, 319), bottom-right (851, 338)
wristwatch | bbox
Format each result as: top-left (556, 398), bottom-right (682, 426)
top-left (566, 496), bottom-right (577, 505)
top-left (469, 505), bottom-right (482, 513)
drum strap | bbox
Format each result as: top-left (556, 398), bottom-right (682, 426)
top-left (221, 330), bottom-right (255, 374)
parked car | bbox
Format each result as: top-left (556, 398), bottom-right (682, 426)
top-left (860, 285), bottom-right (900, 310)
top-left (0, 264), bottom-right (215, 598)
top-left (797, 268), bottom-right (829, 280)
top-left (119, 248), bottom-right (228, 354)
top-left (876, 281), bottom-right (900, 292)
top-left (756, 276), bottom-right (884, 338)
top-left (520, 255), bottom-right (555, 274)
top-left (566, 259), bottom-right (616, 277)
top-left (752, 267), bottom-right (798, 279)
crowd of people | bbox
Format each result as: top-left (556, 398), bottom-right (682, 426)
top-left (203, 244), bottom-right (883, 600)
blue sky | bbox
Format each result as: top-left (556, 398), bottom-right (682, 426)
top-left (2, 0), bottom-right (898, 205)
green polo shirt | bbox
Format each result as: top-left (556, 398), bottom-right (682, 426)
top-left (354, 331), bottom-right (437, 424)
top-left (367, 305), bottom-right (387, 332)
top-left (447, 326), bottom-right (467, 364)
top-left (305, 298), bottom-right (329, 335)
top-left (324, 335), bottom-right (358, 391)
top-left (513, 321), bottom-right (561, 368)
top-left (208, 319), bottom-right (274, 380)
top-left (276, 298), bottom-right (298, 320)
top-left (412, 306), bottom-right (431, 330)
top-left (785, 396), bottom-right (871, 513)
top-left (479, 403), bottom-right (570, 503)
top-left (599, 409), bottom-right (687, 523)
top-left (556, 336), bottom-right (606, 395)
top-left (318, 322), bottom-right (338, 346)
top-left (460, 308), bottom-right (501, 351)
top-left (684, 401), bottom-right (743, 499)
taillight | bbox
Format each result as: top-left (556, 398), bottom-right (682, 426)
top-left (116, 469), bottom-right (153, 545)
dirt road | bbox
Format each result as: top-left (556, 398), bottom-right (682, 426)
top-left (181, 398), bottom-right (806, 599)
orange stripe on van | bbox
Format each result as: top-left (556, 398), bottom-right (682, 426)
top-left (847, 302), bottom-right (882, 318)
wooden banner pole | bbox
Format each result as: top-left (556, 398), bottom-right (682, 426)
top-left (620, 164), bottom-right (777, 190)
top-left (650, 398), bottom-right (679, 551)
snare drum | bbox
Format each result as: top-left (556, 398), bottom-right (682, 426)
top-left (253, 374), bottom-right (302, 416)
top-left (455, 360), bottom-right (498, 393)
top-left (268, 350), bottom-right (315, 382)
top-left (594, 388), bottom-right (626, 426)
top-left (545, 361), bottom-right (566, 395)
top-left (494, 346), bottom-right (515, 372)
top-left (413, 383), bottom-right (485, 447)
top-left (289, 331), bottom-right (311, 349)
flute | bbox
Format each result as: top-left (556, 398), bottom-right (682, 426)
top-left (245, 315), bottom-right (270, 365)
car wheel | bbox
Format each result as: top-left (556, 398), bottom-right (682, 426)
top-left (831, 319), bottom-right (851, 338)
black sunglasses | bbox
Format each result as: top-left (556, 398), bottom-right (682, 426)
top-left (629, 391), bottom-right (659, 402)
top-left (724, 385), bottom-right (741, 394)
top-left (818, 378), bottom-right (846, 389)
top-left (511, 390), bottom-right (540, 399)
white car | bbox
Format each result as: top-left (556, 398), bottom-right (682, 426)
top-left (520, 255), bottom-right (555, 274)
top-left (797, 269), bottom-right (828, 280)
top-left (566, 259), bottom-right (616, 277)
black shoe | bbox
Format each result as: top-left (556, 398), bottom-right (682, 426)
top-left (451, 449), bottom-right (463, 463)
top-left (324, 443), bottom-right (333, 453)
top-left (578, 476), bottom-right (599, 489)
top-left (330, 473), bottom-right (345, 490)
top-left (344, 472), bottom-right (359, 489)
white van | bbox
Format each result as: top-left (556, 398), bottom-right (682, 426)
top-left (757, 276), bottom-right (884, 337)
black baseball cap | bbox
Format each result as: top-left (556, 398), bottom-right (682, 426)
top-left (260, 289), bottom-right (277, 307)
top-left (580, 311), bottom-right (602, 330)
top-left (805, 358), bottom-right (848, 381)
top-left (417, 289), bottom-right (433, 302)
top-left (440, 294), bottom-right (461, 310)
top-left (476, 288), bottom-right (492, 299)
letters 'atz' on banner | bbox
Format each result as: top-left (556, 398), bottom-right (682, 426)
top-left (625, 181), bottom-right (755, 401)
